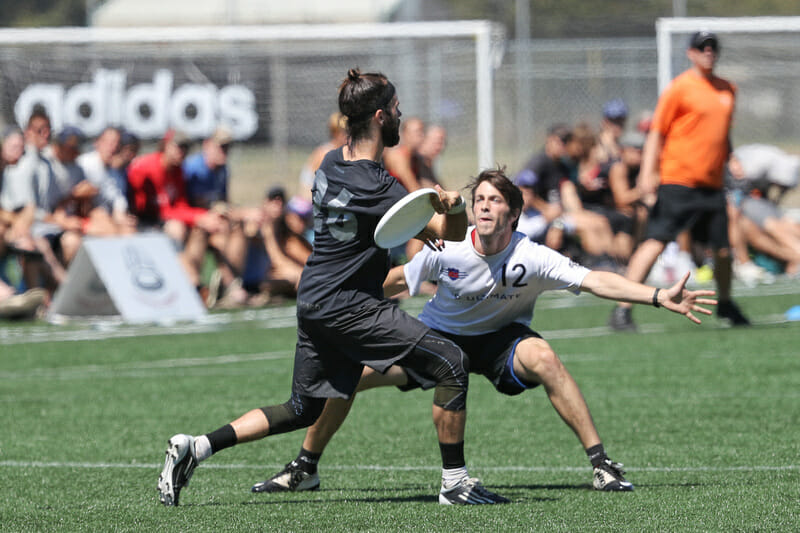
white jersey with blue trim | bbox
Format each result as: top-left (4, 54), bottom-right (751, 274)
top-left (403, 227), bottom-right (590, 336)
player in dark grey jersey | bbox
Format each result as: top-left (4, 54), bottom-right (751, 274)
top-left (157, 68), bottom-right (509, 507)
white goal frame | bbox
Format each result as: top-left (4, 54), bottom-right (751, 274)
top-left (657, 16), bottom-right (800, 93)
top-left (0, 21), bottom-right (505, 172)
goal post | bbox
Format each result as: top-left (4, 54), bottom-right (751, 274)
top-left (0, 21), bottom-right (506, 196)
top-left (657, 16), bottom-right (800, 147)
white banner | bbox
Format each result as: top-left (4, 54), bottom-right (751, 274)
top-left (49, 233), bottom-right (206, 323)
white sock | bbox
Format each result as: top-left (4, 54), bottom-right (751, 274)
top-left (442, 466), bottom-right (468, 487)
top-left (194, 435), bottom-right (212, 462)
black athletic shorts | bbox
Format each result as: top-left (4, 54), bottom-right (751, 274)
top-left (292, 298), bottom-right (429, 400)
top-left (402, 322), bottom-right (542, 396)
top-left (645, 184), bottom-right (729, 249)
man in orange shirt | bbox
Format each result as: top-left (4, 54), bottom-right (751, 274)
top-left (609, 31), bottom-right (749, 330)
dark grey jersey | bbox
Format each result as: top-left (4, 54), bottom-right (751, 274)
top-left (297, 146), bottom-right (408, 318)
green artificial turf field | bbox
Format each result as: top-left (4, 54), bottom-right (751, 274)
top-left (1, 281), bottom-right (798, 531)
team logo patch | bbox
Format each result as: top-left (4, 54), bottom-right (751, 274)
top-left (445, 267), bottom-right (468, 280)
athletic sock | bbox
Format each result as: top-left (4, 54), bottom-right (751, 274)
top-left (205, 424), bottom-right (238, 455)
top-left (294, 447), bottom-right (322, 475)
top-left (439, 441), bottom-right (465, 469)
top-left (194, 435), bottom-right (212, 462)
top-left (586, 443), bottom-right (607, 468)
top-left (442, 466), bottom-right (469, 487)
top-left (439, 441), bottom-right (468, 486)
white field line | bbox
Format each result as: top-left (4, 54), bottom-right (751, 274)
top-left (0, 460), bottom-right (797, 473)
top-left (1, 315), bottom-right (793, 382)
top-left (0, 351), bottom-right (293, 380)
top-left (0, 310), bottom-right (791, 347)
top-left (3, 277), bottom-right (798, 346)
top-left (0, 310), bottom-right (299, 345)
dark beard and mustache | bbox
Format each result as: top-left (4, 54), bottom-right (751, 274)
top-left (381, 111), bottom-right (401, 147)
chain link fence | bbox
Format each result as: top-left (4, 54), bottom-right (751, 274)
top-left (0, 25), bottom-right (798, 201)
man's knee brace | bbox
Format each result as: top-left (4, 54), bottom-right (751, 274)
top-left (412, 333), bottom-right (469, 411)
top-left (260, 393), bottom-right (326, 436)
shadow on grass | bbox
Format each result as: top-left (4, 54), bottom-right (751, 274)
top-left (184, 486), bottom-right (558, 506)
top-left (629, 481), bottom-right (714, 489)
top-left (500, 482), bottom-right (593, 492)
top-left (241, 493), bottom-right (438, 505)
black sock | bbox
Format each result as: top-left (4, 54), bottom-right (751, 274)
top-left (294, 447), bottom-right (322, 474)
top-left (205, 424), bottom-right (237, 454)
top-left (439, 441), bottom-right (465, 470)
top-left (586, 443), bottom-right (607, 468)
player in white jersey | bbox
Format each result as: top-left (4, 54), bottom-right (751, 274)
top-left (408, 227), bottom-right (587, 336)
top-left (252, 168), bottom-right (717, 496)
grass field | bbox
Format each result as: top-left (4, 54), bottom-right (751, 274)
top-left (1, 280), bottom-right (799, 531)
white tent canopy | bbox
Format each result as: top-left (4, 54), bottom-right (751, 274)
top-left (91, 0), bottom-right (404, 26)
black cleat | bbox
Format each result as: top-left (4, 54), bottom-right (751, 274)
top-left (251, 462), bottom-right (320, 493)
top-left (593, 458), bottom-right (634, 492)
top-left (439, 477), bottom-right (510, 505)
top-left (717, 300), bottom-right (750, 326)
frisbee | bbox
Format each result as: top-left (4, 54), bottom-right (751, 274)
top-left (374, 188), bottom-right (438, 249)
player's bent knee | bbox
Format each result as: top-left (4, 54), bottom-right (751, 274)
top-left (429, 346), bottom-right (469, 411)
top-left (516, 338), bottom-right (560, 379)
top-left (407, 332), bottom-right (469, 411)
top-left (433, 377), bottom-right (468, 411)
top-left (260, 394), bottom-right (326, 436)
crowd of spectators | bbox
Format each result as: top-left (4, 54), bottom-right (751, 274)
top-left (1, 98), bottom-right (797, 321)
top-left (512, 98), bottom-right (800, 287)
top-left (0, 106), bottom-right (316, 319)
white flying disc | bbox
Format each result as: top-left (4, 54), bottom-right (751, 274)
top-left (374, 188), bottom-right (438, 249)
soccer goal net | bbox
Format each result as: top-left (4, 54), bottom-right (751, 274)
top-left (0, 22), bottom-right (504, 199)
top-left (657, 17), bottom-right (800, 149)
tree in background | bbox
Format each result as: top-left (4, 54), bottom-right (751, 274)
top-left (0, 0), bottom-right (86, 27)
top-left (437, 0), bottom-right (800, 39)
top-left (1, 0), bottom-right (798, 37)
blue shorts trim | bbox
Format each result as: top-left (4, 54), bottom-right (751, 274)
top-left (504, 337), bottom-right (532, 391)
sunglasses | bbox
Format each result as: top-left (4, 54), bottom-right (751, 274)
top-left (693, 41), bottom-right (719, 53)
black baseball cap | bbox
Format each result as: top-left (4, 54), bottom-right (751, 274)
top-left (265, 186), bottom-right (286, 201)
top-left (689, 31), bottom-right (719, 51)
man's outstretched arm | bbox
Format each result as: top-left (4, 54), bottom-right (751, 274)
top-left (581, 270), bottom-right (717, 324)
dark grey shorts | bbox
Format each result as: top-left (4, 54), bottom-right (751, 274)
top-left (292, 298), bottom-right (429, 399)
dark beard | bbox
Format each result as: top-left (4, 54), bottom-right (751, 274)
top-left (381, 113), bottom-right (400, 147)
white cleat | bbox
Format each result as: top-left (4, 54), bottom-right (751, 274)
top-left (157, 434), bottom-right (198, 506)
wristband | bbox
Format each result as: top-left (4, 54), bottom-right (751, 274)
top-left (652, 288), bottom-right (661, 308)
top-left (447, 195), bottom-right (466, 214)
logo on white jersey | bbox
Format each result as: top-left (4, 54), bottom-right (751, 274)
top-left (444, 267), bottom-right (468, 281)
